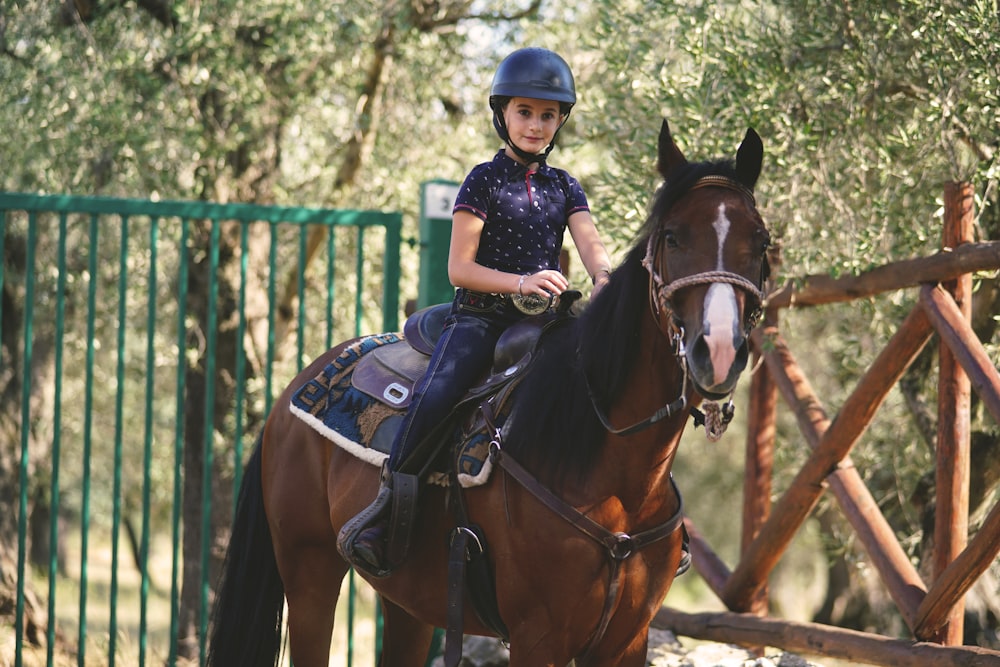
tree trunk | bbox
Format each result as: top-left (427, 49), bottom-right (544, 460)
top-left (176, 219), bottom-right (256, 660)
top-left (0, 226), bottom-right (57, 650)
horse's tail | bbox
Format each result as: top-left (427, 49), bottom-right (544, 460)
top-left (207, 434), bottom-right (285, 667)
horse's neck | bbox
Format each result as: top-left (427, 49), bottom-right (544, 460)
top-left (580, 314), bottom-right (688, 517)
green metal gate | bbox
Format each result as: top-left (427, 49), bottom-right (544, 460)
top-left (1, 193), bottom-right (402, 666)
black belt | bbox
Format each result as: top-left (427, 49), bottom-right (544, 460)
top-left (459, 289), bottom-right (554, 315)
top-left (458, 289), bottom-right (507, 309)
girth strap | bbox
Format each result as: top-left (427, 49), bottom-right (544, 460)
top-left (444, 466), bottom-right (510, 666)
top-left (445, 528), bottom-right (472, 667)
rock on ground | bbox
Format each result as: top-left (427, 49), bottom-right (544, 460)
top-left (430, 630), bottom-right (825, 666)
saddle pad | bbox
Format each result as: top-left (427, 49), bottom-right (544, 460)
top-left (289, 333), bottom-right (497, 487)
top-left (289, 333), bottom-right (403, 467)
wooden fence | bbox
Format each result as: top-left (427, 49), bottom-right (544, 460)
top-left (655, 182), bottom-right (1000, 666)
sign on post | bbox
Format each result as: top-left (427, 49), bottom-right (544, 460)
top-left (418, 180), bottom-right (460, 309)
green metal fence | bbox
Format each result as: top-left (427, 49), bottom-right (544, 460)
top-left (1, 193), bottom-right (402, 666)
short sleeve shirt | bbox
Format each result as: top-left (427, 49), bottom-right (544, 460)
top-left (453, 150), bottom-right (590, 276)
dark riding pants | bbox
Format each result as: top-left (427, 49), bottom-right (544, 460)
top-left (387, 289), bottom-right (528, 470)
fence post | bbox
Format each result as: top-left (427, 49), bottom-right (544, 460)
top-left (931, 181), bottom-right (974, 644)
top-left (742, 307), bottom-right (779, 617)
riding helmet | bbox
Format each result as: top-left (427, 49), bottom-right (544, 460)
top-left (489, 47), bottom-right (576, 112)
top-left (489, 47), bottom-right (576, 163)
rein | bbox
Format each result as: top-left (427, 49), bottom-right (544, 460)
top-left (583, 326), bottom-right (690, 437)
top-left (479, 400), bottom-right (684, 662)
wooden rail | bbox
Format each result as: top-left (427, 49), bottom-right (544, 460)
top-left (663, 182), bottom-right (1000, 665)
top-left (653, 608), bottom-right (1000, 667)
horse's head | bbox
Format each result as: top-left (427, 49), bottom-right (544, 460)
top-left (643, 120), bottom-right (770, 400)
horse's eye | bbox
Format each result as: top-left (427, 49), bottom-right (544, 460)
top-left (664, 230), bottom-right (679, 249)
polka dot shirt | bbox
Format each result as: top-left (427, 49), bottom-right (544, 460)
top-left (453, 150), bottom-right (590, 276)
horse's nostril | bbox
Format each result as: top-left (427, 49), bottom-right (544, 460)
top-left (734, 337), bottom-right (749, 370)
top-left (691, 336), bottom-right (711, 363)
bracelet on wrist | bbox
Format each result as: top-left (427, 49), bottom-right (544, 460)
top-left (591, 268), bottom-right (611, 285)
top-left (518, 274), bottom-right (527, 296)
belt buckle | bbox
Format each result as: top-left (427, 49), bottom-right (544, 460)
top-left (512, 291), bottom-right (554, 315)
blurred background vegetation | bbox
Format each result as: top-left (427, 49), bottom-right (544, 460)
top-left (1, 0), bottom-right (998, 662)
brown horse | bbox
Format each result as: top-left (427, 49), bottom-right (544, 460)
top-left (207, 120), bottom-right (770, 667)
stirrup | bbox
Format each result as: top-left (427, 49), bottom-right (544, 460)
top-left (337, 484), bottom-right (395, 578)
top-left (336, 470), bottom-right (420, 578)
top-left (675, 525), bottom-right (692, 577)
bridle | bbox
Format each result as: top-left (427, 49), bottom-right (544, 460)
top-left (641, 175), bottom-right (766, 339)
top-left (587, 175), bottom-right (768, 441)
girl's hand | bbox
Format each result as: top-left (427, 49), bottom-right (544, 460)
top-left (519, 270), bottom-right (568, 297)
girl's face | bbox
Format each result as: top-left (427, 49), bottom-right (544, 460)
top-left (502, 96), bottom-right (565, 160)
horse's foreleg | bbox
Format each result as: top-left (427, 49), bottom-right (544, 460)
top-left (282, 546), bottom-right (350, 667)
top-left (376, 596), bottom-right (436, 667)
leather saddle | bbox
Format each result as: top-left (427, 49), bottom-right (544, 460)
top-left (351, 291), bottom-right (582, 416)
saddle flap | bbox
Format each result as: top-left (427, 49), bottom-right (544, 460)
top-left (352, 341), bottom-right (430, 409)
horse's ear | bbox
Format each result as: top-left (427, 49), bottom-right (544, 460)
top-left (735, 128), bottom-right (763, 189)
top-left (657, 119), bottom-right (687, 180)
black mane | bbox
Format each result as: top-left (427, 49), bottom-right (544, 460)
top-left (502, 156), bottom-right (741, 487)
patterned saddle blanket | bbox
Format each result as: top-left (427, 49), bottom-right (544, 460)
top-left (289, 298), bottom-right (579, 486)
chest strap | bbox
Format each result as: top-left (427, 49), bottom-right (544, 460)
top-left (481, 399), bottom-right (684, 660)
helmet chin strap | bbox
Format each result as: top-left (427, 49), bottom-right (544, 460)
top-left (492, 111), bottom-right (570, 167)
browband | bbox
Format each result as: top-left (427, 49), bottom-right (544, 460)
top-left (687, 175), bottom-right (756, 207)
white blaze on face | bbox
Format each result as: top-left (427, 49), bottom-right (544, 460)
top-left (702, 203), bottom-right (739, 387)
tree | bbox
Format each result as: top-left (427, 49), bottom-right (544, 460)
top-left (3, 0), bottom-right (998, 658)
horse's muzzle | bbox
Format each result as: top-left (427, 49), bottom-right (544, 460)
top-left (686, 283), bottom-right (750, 395)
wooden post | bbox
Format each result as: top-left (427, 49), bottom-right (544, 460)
top-left (920, 284), bottom-right (1000, 423)
top-left (914, 483), bottom-right (1000, 638)
top-left (741, 310), bottom-right (778, 616)
top-left (931, 182), bottom-right (974, 644)
top-left (766, 241), bottom-right (1000, 308)
top-left (685, 518), bottom-right (732, 597)
top-left (745, 324), bottom-right (931, 629)
top-left (727, 310), bottom-right (933, 609)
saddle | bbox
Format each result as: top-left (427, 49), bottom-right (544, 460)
top-left (351, 291), bottom-right (582, 431)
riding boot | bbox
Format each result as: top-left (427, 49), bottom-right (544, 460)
top-left (336, 466), bottom-right (420, 578)
top-left (352, 511), bottom-right (390, 570)
top-left (336, 466), bottom-right (395, 577)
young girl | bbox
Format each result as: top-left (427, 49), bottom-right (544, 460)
top-left (342, 47), bottom-right (613, 575)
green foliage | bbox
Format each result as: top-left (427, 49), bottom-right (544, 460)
top-left (584, 0), bottom-right (999, 274)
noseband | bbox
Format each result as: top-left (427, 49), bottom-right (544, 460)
top-left (641, 175), bottom-right (766, 339)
